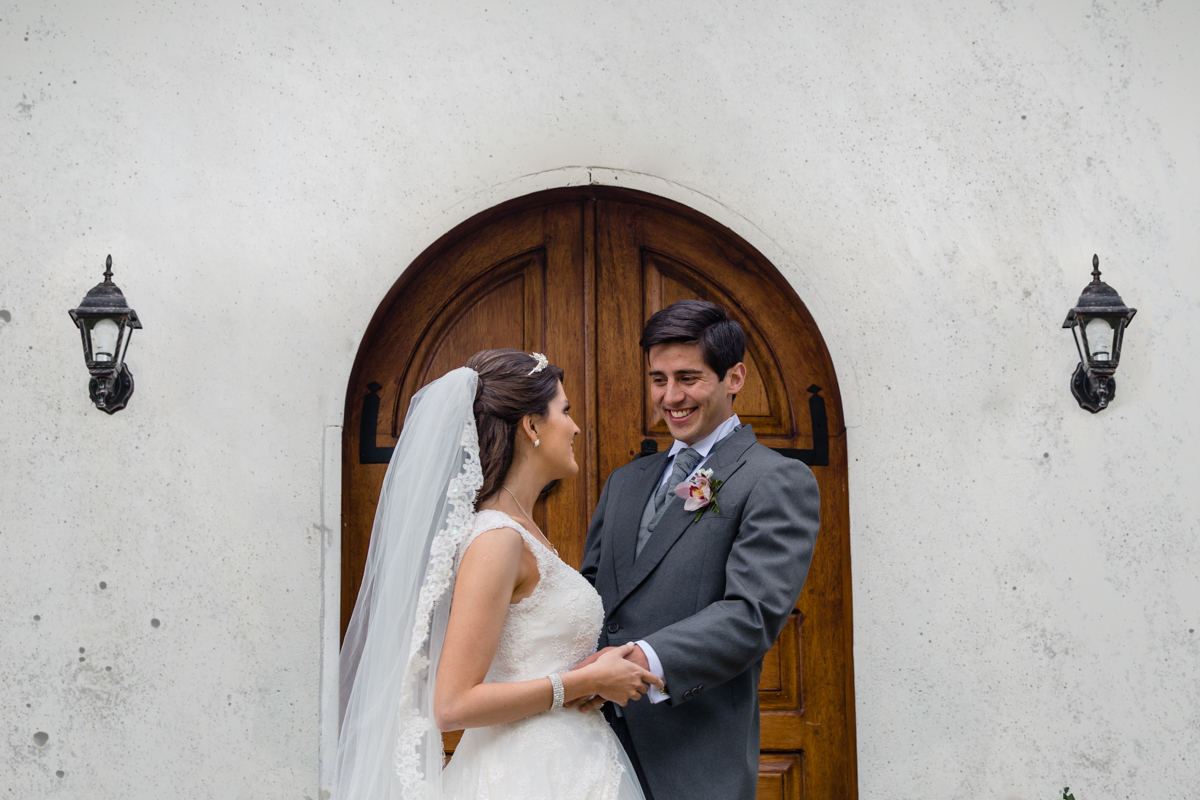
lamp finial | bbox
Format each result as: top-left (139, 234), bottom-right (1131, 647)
top-left (103, 254), bottom-right (113, 283)
top-left (1091, 253), bottom-right (1101, 283)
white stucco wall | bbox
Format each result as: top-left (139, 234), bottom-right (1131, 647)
top-left (2, 1), bottom-right (1197, 798)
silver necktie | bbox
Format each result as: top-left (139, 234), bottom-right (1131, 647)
top-left (654, 447), bottom-right (702, 511)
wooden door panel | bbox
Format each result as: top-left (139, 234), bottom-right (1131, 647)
top-left (396, 252), bottom-right (544, 422)
top-left (757, 754), bottom-right (806, 800)
top-left (759, 612), bottom-right (804, 714)
top-left (537, 201), bottom-right (595, 569)
top-left (343, 188), bottom-right (856, 797)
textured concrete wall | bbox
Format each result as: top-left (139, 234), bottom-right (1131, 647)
top-left (2, 1), bottom-right (1197, 798)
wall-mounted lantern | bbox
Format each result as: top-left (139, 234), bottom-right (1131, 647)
top-left (68, 255), bottom-right (142, 414)
top-left (1062, 255), bottom-right (1136, 413)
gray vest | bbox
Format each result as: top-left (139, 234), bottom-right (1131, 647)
top-left (635, 487), bottom-right (666, 560)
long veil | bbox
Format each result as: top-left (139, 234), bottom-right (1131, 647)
top-left (335, 367), bottom-right (481, 800)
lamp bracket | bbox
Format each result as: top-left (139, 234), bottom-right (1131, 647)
top-left (89, 362), bottom-right (135, 414)
top-left (1070, 362), bottom-right (1115, 414)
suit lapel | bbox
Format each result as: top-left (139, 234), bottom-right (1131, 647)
top-left (610, 425), bottom-right (758, 610)
top-left (609, 450), bottom-right (670, 596)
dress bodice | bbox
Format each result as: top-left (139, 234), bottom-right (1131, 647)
top-left (443, 510), bottom-right (641, 799)
top-left (459, 510), bottom-right (606, 683)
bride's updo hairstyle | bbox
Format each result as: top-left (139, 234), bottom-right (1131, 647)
top-left (465, 349), bottom-right (565, 505)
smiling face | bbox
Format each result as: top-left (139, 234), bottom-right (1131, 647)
top-left (648, 343), bottom-right (746, 445)
top-left (529, 381), bottom-right (581, 479)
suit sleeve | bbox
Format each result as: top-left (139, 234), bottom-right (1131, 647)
top-left (580, 471), bottom-right (613, 587)
top-left (642, 457), bottom-right (820, 705)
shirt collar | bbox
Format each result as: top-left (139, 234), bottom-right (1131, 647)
top-left (667, 414), bottom-right (741, 460)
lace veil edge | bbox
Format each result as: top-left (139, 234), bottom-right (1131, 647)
top-left (394, 420), bottom-right (481, 791)
top-left (334, 367), bottom-right (482, 800)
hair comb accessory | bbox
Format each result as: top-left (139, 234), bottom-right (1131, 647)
top-left (527, 352), bottom-right (549, 375)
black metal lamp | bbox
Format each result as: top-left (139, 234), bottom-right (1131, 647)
top-left (68, 255), bottom-right (142, 414)
top-left (1062, 254), bottom-right (1136, 413)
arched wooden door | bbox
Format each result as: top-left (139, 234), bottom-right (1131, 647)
top-left (343, 187), bottom-right (856, 799)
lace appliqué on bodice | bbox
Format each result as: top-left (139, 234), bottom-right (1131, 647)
top-left (443, 510), bottom-right (630, 800)
top-left (460, 510), bottom-right (605, 682)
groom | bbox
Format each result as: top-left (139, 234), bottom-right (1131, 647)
top-left (579, 300), bottom-right (821, 800)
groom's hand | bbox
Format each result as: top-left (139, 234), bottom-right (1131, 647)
top-left (623, 644), bottom-right (650, 672)
top-left (565, 645), bottom-right (648, 711)
top-left (569, 645), bottom-right (650, 675)
top-left (565, 644), bottom-right (654, 712)
top-left (567, 694), bottom-right (606, 712)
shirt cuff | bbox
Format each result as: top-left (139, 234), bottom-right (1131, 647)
top-left (635, 640), bottom-right (669, 703)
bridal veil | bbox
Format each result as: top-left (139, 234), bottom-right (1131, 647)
top-left (336, 367), bottom-right (482, 800)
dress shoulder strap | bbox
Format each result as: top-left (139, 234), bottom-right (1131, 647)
top-left (458, 509), bottom-right (548, 566)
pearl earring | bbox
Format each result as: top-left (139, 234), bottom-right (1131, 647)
top-left (534, 438), bottom-right (540, 447)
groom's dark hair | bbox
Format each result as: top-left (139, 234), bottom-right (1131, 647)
top-left (640, 300), bottom-right (745, 380)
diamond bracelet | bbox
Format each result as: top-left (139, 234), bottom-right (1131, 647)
top-left (547, 673), bottom-right (565, 710)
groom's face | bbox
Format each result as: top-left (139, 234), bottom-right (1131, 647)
top-left (647, 343), bottom-right (745, 445)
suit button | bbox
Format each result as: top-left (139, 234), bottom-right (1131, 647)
top-left (607, 623), bottom-right (620, 634)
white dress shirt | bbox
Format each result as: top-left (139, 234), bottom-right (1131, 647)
top-left (636, 414), bottom-right (741, 703)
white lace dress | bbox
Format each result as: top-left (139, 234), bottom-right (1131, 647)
top-left (441, 510), bottom-right (646, 800)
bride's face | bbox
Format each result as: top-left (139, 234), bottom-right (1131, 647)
top-left (532, 381), bottom-right (581, 479)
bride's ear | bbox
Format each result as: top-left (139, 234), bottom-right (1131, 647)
top-left (519, 415), bottom-right (540, 448)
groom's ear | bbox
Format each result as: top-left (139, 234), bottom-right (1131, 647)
top-left (725, 362), bottom-right (747, 398)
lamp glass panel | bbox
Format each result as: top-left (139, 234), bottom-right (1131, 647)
top-left (114, 320), bottom-right (133, 366)
top-left (1071, 323), bottom-right (1086, 364)
top-left (1084, 317), bottom-right (1115, 362)
top-left (90, 318), bottom-right (120, 362)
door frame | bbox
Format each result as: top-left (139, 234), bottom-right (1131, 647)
top-left (316, 172), bottom-right (861, 796)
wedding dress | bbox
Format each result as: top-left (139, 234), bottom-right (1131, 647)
top-left (441, 510), bottom-right (646, 800)
top-left (335, 367), bottom-right (645, 800)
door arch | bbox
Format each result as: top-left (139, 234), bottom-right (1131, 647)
top-left (343, 186), bottom-right (857, 799)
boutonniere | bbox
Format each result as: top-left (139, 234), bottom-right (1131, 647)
top-left (675, 468), bottom-right (724, 522)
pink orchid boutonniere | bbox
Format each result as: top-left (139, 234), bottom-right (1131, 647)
top-left (675, 468), bottom-right (725, 522)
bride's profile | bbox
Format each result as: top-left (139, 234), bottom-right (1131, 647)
top-left (335, 349), bottom-right (659, 799)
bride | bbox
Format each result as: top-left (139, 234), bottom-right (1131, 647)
top-left (335, 349), bottom-right (660, 799)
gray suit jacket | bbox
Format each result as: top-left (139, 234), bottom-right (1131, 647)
top-left (581, 424), bottom-right (820, 800)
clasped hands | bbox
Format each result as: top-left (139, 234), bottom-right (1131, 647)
top-left (564, 643), bottom-right (657, 713)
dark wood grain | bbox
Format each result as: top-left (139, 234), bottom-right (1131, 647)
top-left (757, 753), bottom-right (806, 800)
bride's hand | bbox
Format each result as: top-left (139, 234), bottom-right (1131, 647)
top-left (585, 642), bottom-right (665, 707)
top-left (570, 645), bottom-right (616, 672)
top-left (562, 646), bottom-right (618, 708)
